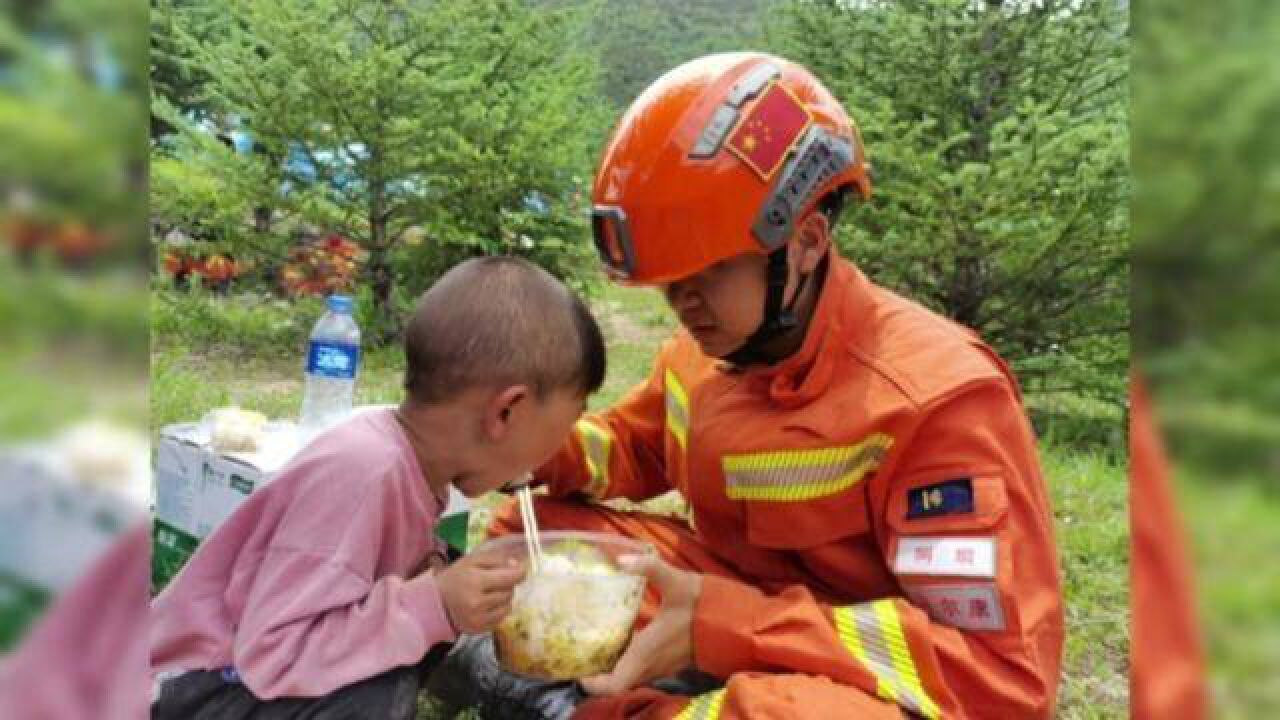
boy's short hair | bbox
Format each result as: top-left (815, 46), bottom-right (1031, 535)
top-left (403, 256), bottom-right (606, 404)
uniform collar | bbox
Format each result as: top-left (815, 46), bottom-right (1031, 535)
top-left (732, 247), bottom-right (875, 407)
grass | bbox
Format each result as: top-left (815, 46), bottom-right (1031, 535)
top-left (150, 342), bottom-right (407, 434)
top-left (2, 344), bottom-right (147, 441)
top-left (150, 281), bottom-right (1128, 718)
top-left (1177, 469), bottom-right (1280, 717)
top-left (586, 281), bottom-right (675, 409)
top-left (1142, 390), bottom-right (1280, 716)
top-left (1044, 446), bottom-right (1129, 718)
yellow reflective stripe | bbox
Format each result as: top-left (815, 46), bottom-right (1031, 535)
top-left (833, 606), bottom-right (896, 705)
top-left (722, 434), bottom-right (892, 472)
top-left (874, 599), bottom-right (941, 720)
top-left (576, 419), bottom-right (612, 498)
top-left (834, 601), bottom-right (940, 720)
top-left (664, 367), bottom-right (690, 407)
top-left (674, 688), bottom-right (726, 720)
top-left (723, 434), bottom-right (893, 502)
top-left (664, 369), bottom-right (690, 449)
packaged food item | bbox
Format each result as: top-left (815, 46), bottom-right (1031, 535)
top-left (203, 407), bottom-right (268, 454)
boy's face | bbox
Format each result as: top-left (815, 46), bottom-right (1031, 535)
top-left (458, 387), bottom-right (587, 498)
top-left (661, 252), bottom-right (768, 359)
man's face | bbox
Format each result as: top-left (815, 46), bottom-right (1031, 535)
top-left (662, 252), bottom-right (768, 358)
top-left (458, 387), bottom-right (587, 498)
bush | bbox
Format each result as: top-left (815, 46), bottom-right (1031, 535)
top-left (1026, 392), bottom-right (1126, 461)
top-left (0, 252), bottom-right (147, 359)
top-left (151, 285), bottom-right (324, 359)
top-left (0, 252), bottom-right (148, 438)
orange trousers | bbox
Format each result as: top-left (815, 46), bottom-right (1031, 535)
top-left (489, 496), bottom-right (905, 720)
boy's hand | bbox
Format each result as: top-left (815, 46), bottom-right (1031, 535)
top-left (580, 555), bottom-right (703, 696)
top-left (436, 551), bottom-right (526, 634)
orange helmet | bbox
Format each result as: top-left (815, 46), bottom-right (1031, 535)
top-left (591, 53), bottom-right (871, 285)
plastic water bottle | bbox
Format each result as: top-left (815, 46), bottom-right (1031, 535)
top-left (300, 294), bottom-right (361, 432)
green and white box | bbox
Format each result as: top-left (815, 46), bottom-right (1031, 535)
top-left (0, 450), bottom-right (139, 649)
top-left (152, 422), bottom-right (299, 589)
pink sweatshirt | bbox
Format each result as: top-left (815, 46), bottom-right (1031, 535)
top-left (0, 523), bottom-right (149, 720)
top-left (150, 408), bottom-right (456, 700)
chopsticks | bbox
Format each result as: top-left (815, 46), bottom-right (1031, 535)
top-left (517, 485), bottom-right (544, 573)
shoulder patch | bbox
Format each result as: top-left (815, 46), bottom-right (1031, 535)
top-left (904, 583), bottom-right (1006, 631)
top-left (906, 477), bottom-right (974, 520)
top-left (894, 536), bottom-right (997, 578)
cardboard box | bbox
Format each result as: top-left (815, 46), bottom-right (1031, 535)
top-left (0, 450), bottom-right (137, 649)
top-left (152, 422), bottom-right (298, 589)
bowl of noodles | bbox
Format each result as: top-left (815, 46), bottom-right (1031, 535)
top-left (476, 531), bottom-right (653, 680)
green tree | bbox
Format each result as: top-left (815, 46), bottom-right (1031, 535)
top-left (1133, 0), bottom-right (1280, 356)
top-left (1, 0), bottom-right (147, 248)
top-left (151, 0), bottom-right (607, 341)
top-left (149, 0), bottom-right (224, 137)
top-left (1132, 0), bottom-right (1280, 452)
top-left (583, 0), bottom-right (770, 107)
top-left (769, 0), bottom-right (1129, 403)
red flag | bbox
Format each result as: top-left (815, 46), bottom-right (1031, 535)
top-left (727, 81), bottom-right (812, 180)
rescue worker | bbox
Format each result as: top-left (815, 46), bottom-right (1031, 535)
top-left (433, 52), bottom-right (1064, 719)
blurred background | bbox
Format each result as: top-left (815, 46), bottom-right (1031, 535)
top-left (0, 0), bottom-right (150, 716)
top-left (0, 0), bottom-right (148, 437)
top-left (1133, 0), bottom-right (1280, 716)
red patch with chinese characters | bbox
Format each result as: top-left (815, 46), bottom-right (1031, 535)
top-left (893, 536), bottom-right (997, 578)
top-left (905, 583), bottom-right (1007, 632)
top-left (726, 81), bottom-right (812, 180)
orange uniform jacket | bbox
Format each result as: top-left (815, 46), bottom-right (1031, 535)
top-left (535, 252), bottom-right (1065, 718)
top-left (1129, 378), bottom-right (1208, 719)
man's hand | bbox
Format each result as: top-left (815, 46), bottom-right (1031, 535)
top-left (580, 555), bottom-right (704, 696)
top-left (435, 551), bottom-right (526, 634)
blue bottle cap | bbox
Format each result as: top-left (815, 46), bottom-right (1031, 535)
top-left (327, 294), bottom-right (354, 314)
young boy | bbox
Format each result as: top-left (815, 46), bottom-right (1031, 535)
top-left (151, 256), bottom-right (606, 719)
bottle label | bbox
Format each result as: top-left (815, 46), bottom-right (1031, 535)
top-left (306, 341), bottom-right (360, 379)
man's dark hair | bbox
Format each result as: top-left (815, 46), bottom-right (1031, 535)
top-left (818, 186), bottom-right (852, 229)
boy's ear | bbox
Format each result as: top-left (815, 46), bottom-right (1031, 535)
top-left (483, 384), bottom-right (529, 441)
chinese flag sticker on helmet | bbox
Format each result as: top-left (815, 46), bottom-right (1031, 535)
top-left (727, 81), bottom-right (812, 180)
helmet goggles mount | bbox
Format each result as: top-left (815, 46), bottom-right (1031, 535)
top-left (590, 205), bottom-right (636, 280)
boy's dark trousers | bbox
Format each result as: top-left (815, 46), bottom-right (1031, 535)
top-left (151, 644), bottom-right (451, 720)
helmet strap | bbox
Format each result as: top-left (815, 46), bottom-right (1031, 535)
top-left (724, 247), bottom-right (819, 367)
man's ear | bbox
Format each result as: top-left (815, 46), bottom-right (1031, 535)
top-left (784, 212), bottom-right (831, 297)
top-left (483, 384), bottom-right (529, 441)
